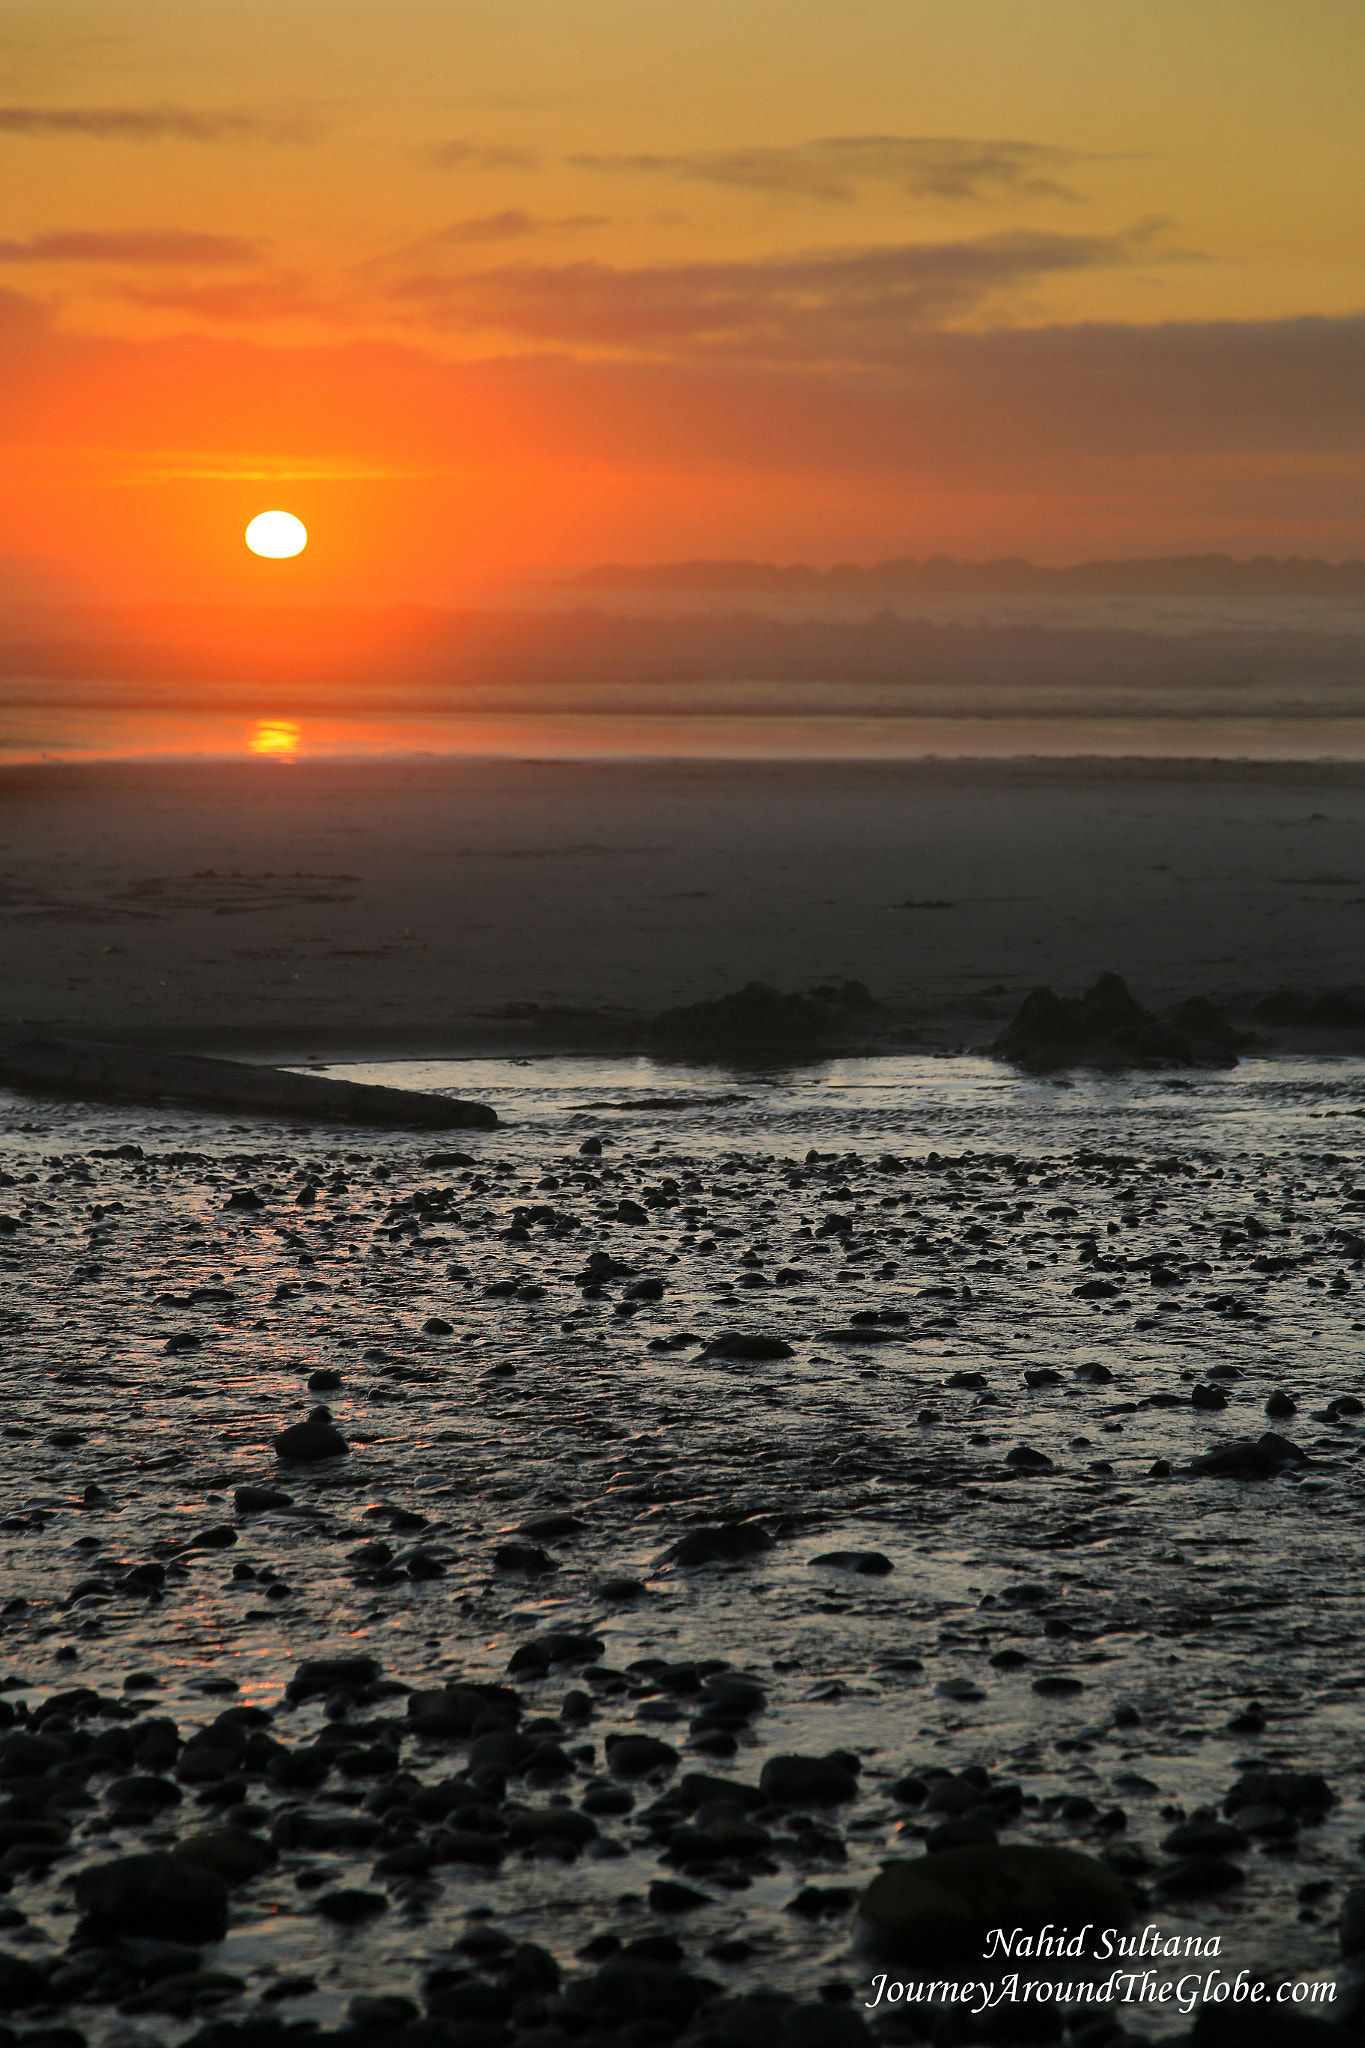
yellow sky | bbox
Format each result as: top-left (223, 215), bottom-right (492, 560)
top-left (5, 0), bottom-right (1364, 340)
top-left (1, 0), bottom-right (1363, 586)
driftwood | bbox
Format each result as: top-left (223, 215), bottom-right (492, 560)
top-left (0, 1035), bottom-right (497, 1129)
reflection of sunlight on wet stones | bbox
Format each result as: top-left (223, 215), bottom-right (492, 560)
top-left (856, 1844), bottom-right (1134, 1966)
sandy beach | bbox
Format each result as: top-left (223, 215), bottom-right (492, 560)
top-left (4, 755), bottom-right (1365, 1060)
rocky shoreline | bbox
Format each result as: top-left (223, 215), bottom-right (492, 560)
top-left (2, 1072), bottom-right (1364, 2045)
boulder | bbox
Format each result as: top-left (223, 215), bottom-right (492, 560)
top-left (855, 1843), bottom-right (1133, 1966)
top-left (1190, 1433), bottom-right (1307, 1479)
top-left (72, 1850), bottom-right (229, 1944)
top-left (650, 979), bottom-right (884, 1061)
top-left (274, 1405), bottom-right (349, 1463)
top-left (995, 973), bottom-right (1204, 1072)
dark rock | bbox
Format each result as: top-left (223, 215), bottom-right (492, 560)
top-left (422, 1318), bottom-right (453, 1335)
top-left (285, 1656), bottom-right (381, 1703)
top-left (659, 1523), bottom-right (774, 1566)
top-left (648, 1879), bottom-right (710, 1912)
top-left (809, 1553), bottom-right (893, 1576)
top-left (760, 1755), bottom-right (859, 1805)
top-left (1265, 1390), bottom-right (1297, 1418)
top-left (1153, 1856), bottom-right (1245, 1898)
top-left (507, 1631), bottom-right (602, 1673)
top-left (0, 1952), bottom-right (49, 2009)
top-left (233, 1487), bottom-right (292, 1513)
top-left (72, 1852), bottom-right (229, 1943)
top-left (315, 1888), bottom-right (387, 1925)
top-left (1225, 1770), bottom-right (1335, 1818)
top-left (1190, 1432), bottom-right (1307, 1479)
top-left (650, 980), bottom-right (883, 1061)
top-left (1004, 1445), bottom-right (1054, 1470)
top-left (605, 1734), bottom-right (679, 1778)
top-left (996, 973), bottom-right (1199, 1071)
top-left (306, 1370), bottom-right (342, 1392)
top-left (273, 1407), bottom-right (349, 1463)
top-left (855, 1843), bottom-right (1133, 1965)
top-left (701, 1330), bottom-right (794, 1360)
top-left (494, 1543), bottom-right (558, 1574)
top-left (1191, 1383), bottom-right (1229, 1410)
top-left (519, 1514), bottom-right (586, 1539)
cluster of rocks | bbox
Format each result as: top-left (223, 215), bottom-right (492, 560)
top-left (12, 1647), bottom-right (1356, 2047)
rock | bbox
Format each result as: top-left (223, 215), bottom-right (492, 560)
top-left (234, 1486), bottom-right (292, 1513)
top-left (1004, 1444), bottom-right (1054, 1470)
top-left (0, 1952), bottom-right (49, 2009)
top-left (306, 1369), bottom-right (342, 1391)
top-left (174, 1828), bottom-right (277, 1885)
top-left (624, 1276), bottom-right (665, 1300)
top-left (1225, 1770), bottom-right (1335, 1818)
top-left (72, 1851), bottom-right (229, 1943)
top-left (648, 1879), bottom-right (709, 1912)
top-left (605, 1734), bottom-right (679, 1778)
top-left (1190, 1432), bottom-right (1307, 1478)
top-left (519, 1513), bottom-right (586, 1539)
top-left (1031, 1676), bottom-right (1085, 1697)
top-left (1153, 1856), bottom-right (1244, 1898)
top-left (1074, 1278), bottom-right (1120, 1298)
top-left (996, 973), bottom-right (1198, 1071)
top-left (658, 1523), bottom-right (774, 1566)
top-left (1191, 1383), bottom-right (1229, 1410)
top-left (1340, 1882), bottom-right (1365, 1957)
top-left (406, 1550), bottom-right (445, 1579)
top-left (316, 1888), bottom-right (388, 1924)
top-left (285, 1656), bottom-right (381, 1703)
top-left (809, 1552), bottom-right (893, 1576)
top-left (1162, 1821), bottom-right (1249, 1856)
top-left (566, 1957), bottom-right (714, 2029)
top-left (494, 1543), bottom-right (558, 1574)
top-left (108, 1773), bottom-right (182, 1811)
top-left (650, 980), bottom-right (883, 1060)
top-left (422, 1317), bottom-right (453, 1335)
top-left (701, 1330), bottom-right (794, 1360)
top-left (507, 1631), bottom-right (603, 1673)
top-left (855, 1843), bottom-right (1133, 1966)
top-left (1265, 1389), bottom-right (1297, 1417)
top-left (187, 1525), bottom-right (237, 1549)
top-left (274, 1406), bottom-right (349, 1462)
top-left (760, 1755), bottom-right (859, 1805)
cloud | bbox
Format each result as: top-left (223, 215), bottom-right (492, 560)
top-left (420, 211), bottom-right (609, 246)
top-left (2, 288), bottom-right (1364, 560)
top-left (424, 138), bottom-right (542, 172)
top-left (0, 230), bottom-right (262, 265)
top-left (118, 273), bottom-right (327, 323)
top-left (0, 104), bottom-right (321, 143)
top-left (569, 134), bottom-right (1090, 204)
top-left (381, 224), bottom-right (1162, 363)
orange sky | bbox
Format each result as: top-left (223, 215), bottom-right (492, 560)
top-left (1, 0), bottom-right (1364, 600)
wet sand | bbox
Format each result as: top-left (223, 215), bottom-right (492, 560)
top-left (4, 756), bottom-right (1365, 1058)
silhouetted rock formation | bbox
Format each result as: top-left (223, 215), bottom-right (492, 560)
top-left (994, 973), bottom-right (1240, 1071)
top-left (649, 980), bottom-right (883, 1061)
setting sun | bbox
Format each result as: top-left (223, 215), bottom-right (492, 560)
top-left (245, 510), bottom-right (307, 559)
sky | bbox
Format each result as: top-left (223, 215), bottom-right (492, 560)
top-left (1, 0), bottom-right (1364, 601)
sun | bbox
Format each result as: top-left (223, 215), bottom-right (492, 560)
top-left (245, 509), bottom-right (307, 558)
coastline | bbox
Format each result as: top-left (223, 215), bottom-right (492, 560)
top-left (5, 754), bottom-right (1365, 1069)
